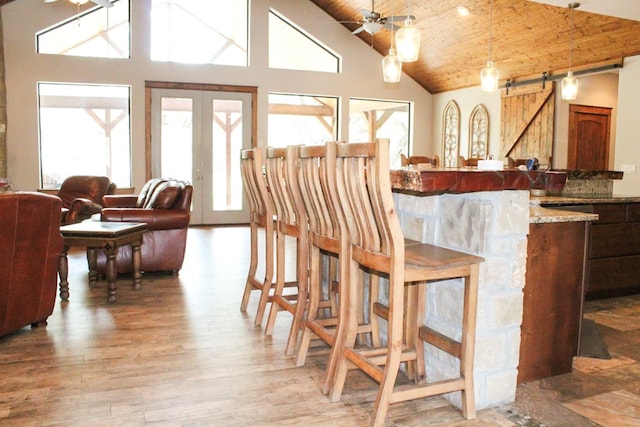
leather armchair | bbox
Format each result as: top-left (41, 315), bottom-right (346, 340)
top-left (57, 175), bottom-right (116, 224)
top-left (98, 178), bottom-right (192, 275)
top-left (0, 192), bottom-right (63, 338)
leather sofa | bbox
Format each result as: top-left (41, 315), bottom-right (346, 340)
top-left (57, 175), bottom-right (116, 224)
top-left (0, 192), bottom-right (63, 338)
top-left (98, 178), bottom-right (192, 275)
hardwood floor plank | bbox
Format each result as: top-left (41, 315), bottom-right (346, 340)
top-left (2, 226), bottom-right (639, 426)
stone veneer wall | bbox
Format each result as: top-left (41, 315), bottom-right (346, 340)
top-left (393, 189), bottom-right (530, 409)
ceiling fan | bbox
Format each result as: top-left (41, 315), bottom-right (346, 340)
top-left (339, 0), bottom-right (414, 36)
top-left (44, 0), bottom-right (113, 8)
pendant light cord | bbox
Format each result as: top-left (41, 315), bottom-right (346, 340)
top-left (488, 0), bottom-right (493, 62)
top-left (569, 4), bottom-right (574, 70)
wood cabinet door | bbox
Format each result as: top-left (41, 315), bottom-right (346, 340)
top-left (568, 104), bottom-right (612, 170)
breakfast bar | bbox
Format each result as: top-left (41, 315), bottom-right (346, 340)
top-left (389, 167), bottom-right (597, 409)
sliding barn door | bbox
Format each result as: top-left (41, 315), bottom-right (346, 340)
top-left (500, 84), bottom-right (555, 168)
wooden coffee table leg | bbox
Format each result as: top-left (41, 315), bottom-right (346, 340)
top-left (58, 245), bottom-right (70, 301)
top-left (87, 247), bottom-right (98, 288)
top-left (132, 240), bottom-right (142, 290)
top-left (105, 245), bottom-right (118, 304)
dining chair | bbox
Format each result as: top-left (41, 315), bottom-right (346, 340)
top-left (263, 146), bottom-right (309, 356)
top-left (325, 139), bottom-right (484, 426)
top-left (239, 148), bottom-right (276, 327)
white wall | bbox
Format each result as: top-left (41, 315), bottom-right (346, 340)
top-left (2, 0), bottom-right (433, 191)
top-left (429, 86), bottom-right (501, 161)
top-left (614, 55), bottom-right (640, 195)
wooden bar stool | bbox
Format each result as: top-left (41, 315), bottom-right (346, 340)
top-left (325, 139), bottom-right (484, 426)
top-left (293, 144), bottom-right (375, 394)
top-left (239, 148), bottom-right (276, 327)
top-left (263, 146), bottom-right (309, 356)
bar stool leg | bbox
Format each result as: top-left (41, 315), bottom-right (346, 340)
top-left (253, 226), bottom-right (275, 327)
top-left (240, 222), bottom-right (259, 312)
top-left (460, 265), bottom-right (480, 419)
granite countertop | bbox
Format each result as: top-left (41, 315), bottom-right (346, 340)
top-left (529, 206), bottom-right (598, 224)
top-left (530, 194), bottom-right (640, 206)
top-left (390, 167), bottom-right (567, 195)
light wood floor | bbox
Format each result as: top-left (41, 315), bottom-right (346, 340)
top-left (1, 225), bottom-right (639, 426)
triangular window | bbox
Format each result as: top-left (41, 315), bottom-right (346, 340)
top-left (37, 0), bottom-right (130, 59)
top-left (269, 9), bottom-right (340, 73)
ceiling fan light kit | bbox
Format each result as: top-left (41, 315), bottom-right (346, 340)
top-left (396, 17), bottom-right (420, 62)
top-left (562, 2), bottom-right (580, 100)
top-left (480, 0), bottom-right (499, 92)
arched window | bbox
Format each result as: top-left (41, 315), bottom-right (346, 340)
top-left (469, 104), bottom-right (489, 159)
top-left (442, 100), bottom-right (460, 167)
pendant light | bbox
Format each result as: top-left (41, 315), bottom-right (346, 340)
top-left (561, 3), bottom-right (580, 100)
top-left (480, 0), bottom-right (499, 92)
top-left (382, 11), bottom-right (402, 82)
top-left (396, 1), bottom-right (420, 62)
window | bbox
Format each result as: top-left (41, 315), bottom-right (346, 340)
top-left (349, 98), bottom-right (411, 168)
top-left (37, 0), bottom-right (130, 59)
top-left (268, 93), bottom-right (338, 147)
top-left (38, 83), bottom-right (131, 189)
top-left (469, 104), bottom-right (489, 159)
top-left (150, 0), bottom-right (248, 66)
top-left (269, 9), bottom-right (340, 73)
top-left (442, 100), bottom-right (460, 167)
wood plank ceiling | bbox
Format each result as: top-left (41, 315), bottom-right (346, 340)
top-left (310, 0), bottom-right (640, 93)
top-left (3, 0), bottom-right (640, 94)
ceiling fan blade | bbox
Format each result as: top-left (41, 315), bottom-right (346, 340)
top-left (352, 26), bottom-right (365, 35)
top-left (383, 22), bottom-right (400, 31)
top-left (360, 9), bottom-right (376, 19)
top-left (91, 0), bottom-right (114, 8)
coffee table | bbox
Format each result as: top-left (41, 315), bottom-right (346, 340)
top-left (59, 221), bottom-right (147, 303)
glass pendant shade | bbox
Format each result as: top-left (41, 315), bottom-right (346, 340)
top-left (561, 71), bottom-right (579, 100)
top-left (480, 61), bottom-right (499, 92)
top-left (396, 18), bottom-right (420, 62)
top-left (382, 48), bottom-right (402, 83)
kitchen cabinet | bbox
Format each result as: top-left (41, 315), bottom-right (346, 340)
top-left (587, 202), bottom-right (640, 299)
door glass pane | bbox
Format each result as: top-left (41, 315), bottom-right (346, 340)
top-left (161, 97), bottom-right (192, 182)
top-left (212, 99), bottom-right (243, 211)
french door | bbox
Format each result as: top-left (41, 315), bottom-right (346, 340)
top-left (150, 88), bottom-right (253, 225)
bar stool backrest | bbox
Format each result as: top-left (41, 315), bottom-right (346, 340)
top-left (240, 148), bottom-right (274, 226)
top-left (265, 147), bottom-right (306, 230)
top-left (297, 144), bottom-right (340, 241)
top-left (330, 139), bottom-right (404, 276)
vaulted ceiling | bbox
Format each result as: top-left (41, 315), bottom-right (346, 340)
top-left (310, 0), bottom-right (640, 93)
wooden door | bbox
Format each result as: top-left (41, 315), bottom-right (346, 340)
top-left (568, 105), bottom-right (612, 170)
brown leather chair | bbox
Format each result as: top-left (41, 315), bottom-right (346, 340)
top-left (98, 178), bottom-right (192, 275)
top-left (56, 175), bottom-right (116, 224)
top-left (0, 192), bottom-right (63, 338)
